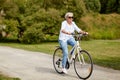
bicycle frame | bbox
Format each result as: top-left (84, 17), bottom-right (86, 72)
top-left (68, 39), bottom-right (83, 64)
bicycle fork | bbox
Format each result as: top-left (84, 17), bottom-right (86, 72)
top-left (76, 42), bottom-right (85, 65)
top-left (78, 53), bottom-right (85, 65)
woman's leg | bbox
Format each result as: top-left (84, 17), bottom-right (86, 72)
top-left (59, 40), bottom-right (68, 68)
top-left (67, 38), bottom-right (76, 47)
top-left (67, 38), bottom-right (76, 54)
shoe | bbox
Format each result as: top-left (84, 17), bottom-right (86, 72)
top-left (62, 68), bottom-right (67, 74)
top-left (73, 55), bottom-right (75, 59)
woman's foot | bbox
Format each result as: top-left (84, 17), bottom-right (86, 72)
top-left (62, 68), bottom-right (67, 74)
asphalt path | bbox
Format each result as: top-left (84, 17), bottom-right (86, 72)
top-left (0, 46), bottom-right (120, 80)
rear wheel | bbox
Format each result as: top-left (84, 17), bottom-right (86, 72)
top-left (53, 47), bottom-right (63, 74)
top-left (74, 50), bottom-right (93, 79)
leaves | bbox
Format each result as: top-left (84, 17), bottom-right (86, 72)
top-left (0, 0), bottom-right (120, 43)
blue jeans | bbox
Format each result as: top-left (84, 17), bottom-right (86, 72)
top-left (59, 38), bottom-right (76, 68)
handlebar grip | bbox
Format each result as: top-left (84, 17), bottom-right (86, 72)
top-left (71, 32), bottom-right (75, 35)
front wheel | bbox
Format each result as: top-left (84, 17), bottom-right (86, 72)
top-left (74, 50), bottom-right (93, 79)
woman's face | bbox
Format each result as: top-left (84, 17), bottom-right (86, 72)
top-left (66, 16), bottom-right (73, 24)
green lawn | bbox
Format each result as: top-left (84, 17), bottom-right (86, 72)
top-left (0, 40), bottom-right (120, 70)
top-left (0, 74), bottom-right (20, 80)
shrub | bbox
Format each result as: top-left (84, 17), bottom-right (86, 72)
top-left (21, 27), bottom-right (45, 44)
top-left (80, 13), bottom-right (120, 39)
top-left (3, 19), bottom-right (19, 38)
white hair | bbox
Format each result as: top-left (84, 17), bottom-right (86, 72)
top-left (65, 12), bottom-right (73, 19)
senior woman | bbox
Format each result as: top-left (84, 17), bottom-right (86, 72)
top-left (58, 12), bottom-right (88, 74)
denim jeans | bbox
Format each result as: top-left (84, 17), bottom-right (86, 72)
top-left (59, 38), bottom-right (76, 68)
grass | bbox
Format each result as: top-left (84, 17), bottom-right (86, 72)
top-left (81, 40), bottom-right (120, 70)
top-left (0, 40), bottom-right (120, 70)
top-left (0, 73), bottom-right (20, 80)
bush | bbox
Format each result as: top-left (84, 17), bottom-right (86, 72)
top-left (21, 27), bottom-right (45, 44)
top-left (3, 19), bottom-right (19, 38)
top-left (84, 0), bottom-right (101, 12)
top-left (80, 13), bottom-right (120, 39)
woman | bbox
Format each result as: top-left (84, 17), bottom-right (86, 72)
top-left (58, 12), bottom-right (88, 74)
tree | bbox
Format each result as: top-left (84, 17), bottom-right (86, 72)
top-left (0, 0), bottom-right (119, 43)
top-left (100, 0), bottom-right (120, 13)
top-left (84, 0), bottom-right (101, 12)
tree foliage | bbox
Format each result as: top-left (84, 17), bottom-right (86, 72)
top-left (84, 0), bottom-right (101, 12)
top-left (100, 0), bottom-right (120, 13)
top-left (0, 0), bottom-right (120, 43)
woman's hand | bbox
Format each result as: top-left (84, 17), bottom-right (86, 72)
top-left (84, 32), bottom-right (88, 35)
top-left (80, 31), bottom-right (88, 35)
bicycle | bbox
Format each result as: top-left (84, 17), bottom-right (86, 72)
top-left (53, 33), bottom-right (93, 79)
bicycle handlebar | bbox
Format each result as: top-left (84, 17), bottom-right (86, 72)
top-left (71, 33), bottom-right (88, 41)
top-left (71, 32), bottom-right (88, 36)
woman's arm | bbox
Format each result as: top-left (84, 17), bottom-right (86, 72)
top-left (61, 29), bottom-right (71, 35)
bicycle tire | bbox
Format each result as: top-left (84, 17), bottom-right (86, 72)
top-left (53, 47), bottom-right (63, 74)
top-left (74, 50), bottom-right (93, 79)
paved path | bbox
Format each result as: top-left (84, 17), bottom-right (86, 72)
top-left (0, 46), bottom-right (120, 80)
